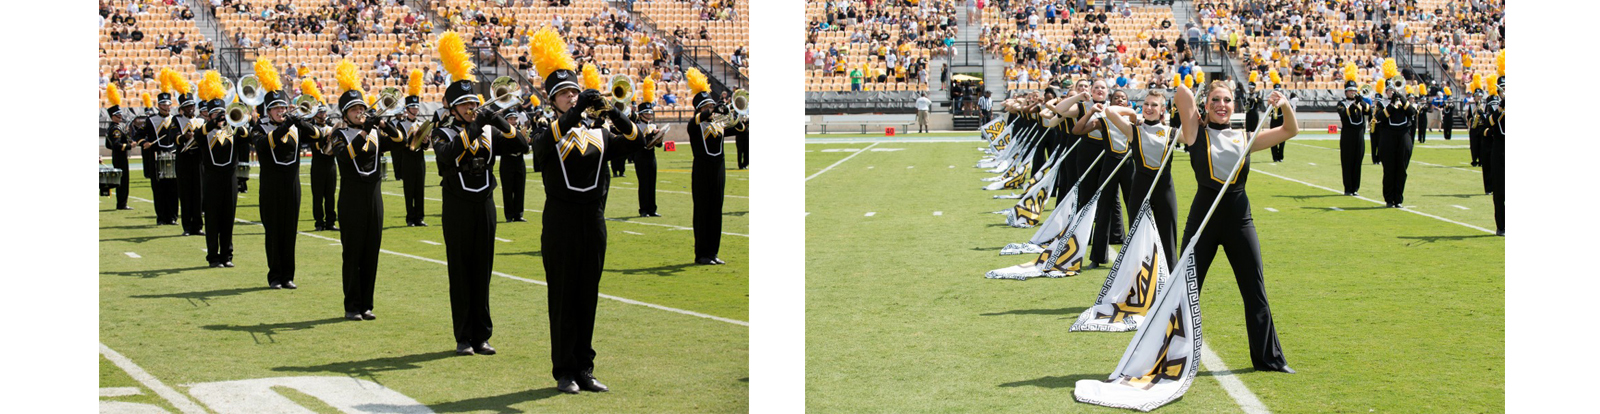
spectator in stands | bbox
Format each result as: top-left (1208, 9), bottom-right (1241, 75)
top-left (850, 66), bottom-right (863, 91)
top-left (662, 88), bottom-right (678, 106)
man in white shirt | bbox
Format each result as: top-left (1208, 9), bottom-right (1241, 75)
top-left (978, 91), bottom-right (993, 123)
top-left (915, 93), bottom-right (932, 133)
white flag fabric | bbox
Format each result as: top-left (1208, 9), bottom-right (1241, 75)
top-left (1006, 155), bottom-right (1063, 228)
top-left (1073, 244), bottom-right (1203, 412)
top-left (980, 117), bottom-right (1006, 141)
top-left (1071, 202), bottom-right (1167, 332)
top-left (985, 190), bottom-right (1098, 280)
top-left (1001, 175), bottom-right (1079, 255)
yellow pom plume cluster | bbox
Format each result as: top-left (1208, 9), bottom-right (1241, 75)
top-left (106, 83), bottom-right (122, 107)
top-left (640, 76), bottom-right (656, 104)
top-left (437, 31), bottom-right (477, 82)
top-left (1496, 49), bottom-right (1504, 76)
top-left (1486, 78), bottom-right (1498, 96)
top-left (1248, 70), bottom-right (1258, 84)
top-left (255, 58), bottom-right (282, 92)
top-left (1417, 83), bottom-right (1427, 96)
top-left (300, 78), bottom-right (324, 104)
top-left (581, 63), bottom-right (601, 91)
top-left (1471, 73), bottom-right (1483, 93)
top-left (198, 70), bottom-right (225, 101)
top-left (1172, 73), bottom-right (1182, 88)
top-left (1443, 86), bottom-right (1452, 96)
top-left (1194, 71), bottom-right (1206, 87)
top-left (141, 92), bottom-right (153, 108)
top-left (1267, 69), bottom-right (1281, 87)
top-left (1374, 78), bottom-right (1386, 95)
top-left (158, 68), bottom-right (174, 93)
top-left (1343, 63), bottom-right (1357, 82)
top-left (1381, 58), bottom-right (1398, 80)
top-left (407, 69), bottom-right (424, 97)
top-left (335, 59), bottom-right (362, 94)
top-left (529, 26), bottom-right (577, 80)
top-left (169, 70), bottom-right (191, 96)
top-left (686, 67), bottom-right (709, 96)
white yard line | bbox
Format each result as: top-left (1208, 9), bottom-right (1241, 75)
top-left (933, 211), bottom-right (943, 216)
top-left (1414, 160), bottom-right (1481, 174)
top-left (1199, 343), bottom-right (1272, 414)
top-left (420, 240), bottom-right (441, 245)
top-left (622, 231), bottom-right (643, 235)
top-left (494, 237), bottom-right (512, 242)
top-left (125, 252), bottom-right (141, 258)
top-left (235, 219), bottom-right (749, 327)
top-left (1329, 207), bottom-right (1344, 211)
top-left (99, 387), bottom-right (143, 397)
top-left (1250, 168), bottom-right (1494, 234)
top-left (1452, 205), bottom-right (1470, 210)
top-left (806, 142), bottom-right (881, 182)
top-left (129, 196), bottom-right (154, 203)
top-left (367, 189), bottom-right (748, 237)
top-left (100, 343), bottom-right (208, 414)
top-left (864, 212), bottom-right (876, 217)
top-left (1263, 207), bottom-right (1278, 212)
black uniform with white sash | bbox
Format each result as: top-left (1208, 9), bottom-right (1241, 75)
top-left (253, 117), bottom-right (317, 286)
top-left (1374, 100), bottom-right (1418, 206)
top-left (332, 121), bottom-right (395, 314)
top-left (202, 120), bottom-right (244, 266)
top-left (634, 116), bottom-right (664, 216)
top-left (174, 112), bottom-right (207, 235)
top-left (390, 116), bottom-right (430, 225)
top-left (434, 114), bottom-right (527, 345)
top-left (1336, 98), bottom-right (1371, 194)
top-left (104, 123), bottom-right (133, 209)
top-left (137, 113), bottom-right (180, 224)
top-left (689, 110), bottom-right (746, 261)
top-left (497, 114), bottom-right (537, 222)
top-left (310, 120), bottom-right (339, 230)
top-left (1484, 100), bottom-right (1504, 233)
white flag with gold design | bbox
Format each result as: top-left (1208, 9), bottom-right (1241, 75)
top-left (985, 190), bottom-right (1097, 280)
top-left (1071, 202), bottom-right (1168, 332)
top-left (1074, 241), bottom-right (1203, 412)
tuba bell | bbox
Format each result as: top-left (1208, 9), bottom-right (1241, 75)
top-left (226, 102), bottom-right (254, 127)
top-left (481, 76), bottom-right (524, 117)
top-left (1358, 84), bottom-right (1373, 100)
top-left (730, 89), bottom-right (749, 117)
top-left (220, 77), bottom-right (236, 104)
top-left (292, 95), bottom-right (321, 119)
top-left (237, 75), bottom-right (264, 106)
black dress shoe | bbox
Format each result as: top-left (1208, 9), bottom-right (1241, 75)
top-left (209, 262), bottom-right (222, 268)
top-left (510, 217), bottom-right (527, 222)
top-left (455, 342), bottom-right (476, 356)
top-left (695, 257), bottom-right (714, 265)
top-left (412, 222), bottom-right (425, 227)
top-left (345, 312), bottom-right (364, 321)
top-left (473, 342), bottom-right (497, 355)
top-left (222, 261), bottom-right (235, 268)
top-left (328, 225), bottom-right (341, 231)
top-left (360, 310), bottom-right (376, 320)
top-left (282, 280), bottom-right (296, 289)
top-left (269, 282), bottom-right (283, 289)
top-left (1257, 365), bottom-right (1296, 374)
top-left (710, 257), bottom-right (726, 265)
top-left (182, 232), bottom-right (193, 236)
top-left (1496, 230), bottom-right (1504, 237)
top-left (195, 231), bottom-right (205, 236)
top-left (576, 375), bottom-right (609, 392)
top-left (556, 377), bottom-right (580, 394)
top-left (1084, 262), bottom-right (1104, 270)
top-left (314, 225), bottom-right (325, 231)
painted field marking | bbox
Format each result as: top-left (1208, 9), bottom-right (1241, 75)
top-left (1199, 343), bottom-right (1272, 414)
top-left (1452, 205), bottom-right (1470, 210)
top-left (622, 230), bottom-right (643, 235)
top-left (199, 248), bottom-right (208, 253)
top-left (1329, 207), bottom-right (1344, 211)
top-left (864, 212), bottom-right (876, 217)
top-left (1415, 160), bottom-right (1481, 174)
top-left (1264, 207), bottom-right (1278, 212)
top-left (949, 165), bottom-right (955, 168)
top-left (494, 237), bottom-right (512, 242)
top-left (933, 211), bottom-right (943, 216)
top-left (100, 343), bottom-right (208, 414)
top-left (869, 148), bottom-right (905, 152)
top-left (125, 252), bottom-right (141, 258)
top-left (420, 240), bottom-right (441, 245)
top-left (867, 166), bottom-right (875, 169)
top-left (367, 190), bottom-right (748, 237)
top-left (907, 166), bottom-right (915, 169)
top-left (100, 387), bottom-right (143, 397)
top-left (819, 148), bottom-right (862, 152)
top-left (1251, 168), bottom-right (1494, 234)
top-left (130, 196), bottom-right (154, 203)
top-left (1308, 162), bottom-right (1316, 166)
top-left (806, 142), bottom-right (881, 182)
top-left (236, 219), bottom-right (749, 327)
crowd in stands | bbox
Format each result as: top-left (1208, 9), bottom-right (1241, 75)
top-left (981, 1), bottom-right (1182, 90)
top-left (804, 0), bottom-right (959, 92)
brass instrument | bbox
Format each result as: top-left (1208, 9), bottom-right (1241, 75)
top-left (291, 95), bottom-right (322, 119)
top-left (730, 89), bottom-right (749, 118)
top-left (408, 118), bottom-right (436, 151)
top-left (484, 76), bottom-right (524, 117)
top-left (226, 102), bottom-right (253, 128)
top-left (237, 75), bottom-right (264, 106)
top-left (220, 77), bottom-right (236, 104)
top-left (608, 74), bottom-right (634, 115)
top-left (371, 87), bottom-right (404, 117)
top-left (1358, 84), bottom-right (1374, 101)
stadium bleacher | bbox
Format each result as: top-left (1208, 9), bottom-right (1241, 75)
top-left (803, 0), bottom-right (955, 92)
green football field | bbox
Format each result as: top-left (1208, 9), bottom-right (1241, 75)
top-left (805, 132), bottom-right (1503, 412)
top-left (98, 150), bottom-right (749, 413)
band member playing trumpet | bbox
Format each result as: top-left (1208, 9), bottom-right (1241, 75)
top-left (250, 59), bottom-right (318, 289)
top-left (634, 77), bottom-right (664, 217)
top-left (103, 84), bottom-right (134, 210)
top-left (137, 69), bottom-right (182, 226)
top-left (306, 80), bottom-right (340, 231)
top-left (396, 69), bottom-right (430, 226)
top-left (197, 71), bottom-right (243, 268)
top-left (688, 68), bottom-right (746, 266)
top-left (498, 92), bottom-right (540, 223)
top-left (175, 85), bottom-right (207, 237)
top-left (528, 27), bottom-right (642, 393)
top-left (328, 59), bottom-right (396, 318)
top-left (1375, 72), bottom-right (1418, 209)
top-left (1337, 74), bottom-right (1372, 196)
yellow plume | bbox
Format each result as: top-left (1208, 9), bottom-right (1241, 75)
top-left (437, 31), bottom-right (477, 82)
top-left (1381, 58), bottom-right (1398, 80)
top-left (335, 59), bottom-right (361, 94)
top-left (300, 78), bottom-right (324, 104)
top-left (407, 69), bottom-right (424, 97)
top-left (170, 70), bottom-right (191, 96)
top-left (1462, 53), bottom-right (1473, 70)
top-left (1172, 73), bottom-right (1182, 88)
top-left (106, 83), bottom-right (122, 107)
top-left (581, 63), bottom-right (601, 91)
top-left (529, 26), bottom-right (577, 79)
top-left (255, 58), bottom-right (282, 92)
top-left (366, 92), bottom-right (378, 106)
top-left (1471, 73), bottom-right (1483, 92)
top-left (641, 77), bottom-right (656, 104)
top-left (158, 68), bottom-right (173, 93)
top-left (198, 70), bottom-right (222, 101)
top-left (1343, 63), bottom-right (1357, 82)
top-left (1496, 49), bottom-right (1504, 76)
top-left (686, 67), bottom-right (709, 96)
top-left (528, 93), bottom-right (541, 107)
top-left (1486, 79), bottom-right (1497, 96)
top-left (1417, 83), bottom-right (1427, 96)
top-left (1248, 70), bottom-right (1258, 84)
top-left (1443, 86), bottom-right (1452, 96)
top-left (1405, 85), bottom-right (1416, 95)
top-left (1374, 79), bottom-right (1385, 95)
top-left (1268, 69), bottom-right (1281, 87)
top-left (141, 92), bottom-right (153, 108)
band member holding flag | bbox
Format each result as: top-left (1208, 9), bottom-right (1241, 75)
top-left (251, 58), bottom-right (318, 290)
top-left (528, 26), bottom-right (643, 394)
top-left (1104, 90), bottom-right (1177, 265)
top-left (1071, 79), bottom-right (1135, 268)
top-left (1174, 78), bottom-right (1298, 374)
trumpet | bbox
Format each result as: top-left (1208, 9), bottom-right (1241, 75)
top-left (291, 95), bottom-right (321, 119)
top-left (371, 86), bottom-right (404, 118)
top-left (484, 76), bottom-right (523, 116)
top-left (237, 75), bottom-right (264, 106)
top-left (226, 102), bottom-right (253, 128)
top-left (608, 74), bottom-right (634, 114)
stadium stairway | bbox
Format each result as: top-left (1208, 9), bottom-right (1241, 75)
top-left (1171, 0), bottom-right (1195, 31)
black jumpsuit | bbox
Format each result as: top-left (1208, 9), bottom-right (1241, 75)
top-left (310, 121), bottom-right (339, 230)
top-left (254, 117), bottom-right (317, 286)
top-left (175, 113), bottom-right (207, 235)
top-left (1441, 101), bottom-right (1455, 141)
top-left (1374, 101), bottom-right (1418, 206)
top-left (497, 115), bottom-right (530, 222)
top-left (1415, 101), bottom-right (1429, 142)
top-left (530, 103), bottom-right (641, 381)
top-left (433, 113), bottom-right (527, 345)
top-left (1336, 98), bottom-right (1371, 194)
top-left (202, 120), bottom-right (244, 266)
top-left (1053, 112), bottom-right (1081, 208)
top-left (333, 122), bottom-right (395, 315)
top-left (634, 117), bottom-right (664, 216)
top-left (104, 124), bottom-right (132, 209)
top-left (689, 110), bottom-right (746, 262)
top-left (137, 113), bottom-right (180, 225)
top-left (392, 116), bottom-right (430, 225)
top-left (1081, 110), bottom-right (1133, 265)
top-left (1127, 120), bottom-right (1177, 266)
top-left (1182, 122), bottom-right (1291, 372)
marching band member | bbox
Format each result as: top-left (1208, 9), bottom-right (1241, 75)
top-left (528, 27), bottom-right (642, 393)
top-left (1487, 75), bottom-right (1504, 236)
top-left (1052, 78), bottom-right (1092, 208)
top-left (1468, 75), bottom-right (1486, 169)
top-left (307, 79), bottom-right (340, 231)
top-left (198, 71), bottom-right (241, 268)
top-left (688, 68), bottom-right (746, 266)
top-left (1070, 78), bottom-right (1131, 268)
top-left (1267, 84), bottom-right (1287, 162)
top-left (634, 77), bottom-right (665, 217)
top-left (1337, 72), bottom-right (1371, 196)
top-left (396, 69), bottom-right (431, 226)
top-left (427, 31), bottom-right (526, 353)
top-left (329, 59), bottom-right (394, 318)
top-left (175, 82), bottom-right (206, 237)
top-left (1104, 90), bottom-right (1177, 265)
top-left (136, 69), bottom-right (181, 226)
top-left (103, 84), bottom-right (134, 210)
top-left (735, 99), bottom-right (750, 170)
top-left (1374, 61), bottom-right (1418, 209)
top-left (496, 92), bottom-right (537, 224)
top-left (251, 58), bottom-right (317, 289)
top-left (1174, 78), bottom-right (1298, 374)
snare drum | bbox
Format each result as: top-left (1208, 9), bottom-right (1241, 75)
top-left (152, 151), bottom-right (178, 180)
top-left (378, 155), bottom-right (390, 181)
top-left (99, 165), bottom-right (123, 195)
top-left (236, 161), bottom-right (252, 180)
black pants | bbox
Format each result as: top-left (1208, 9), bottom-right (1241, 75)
top-left (610, 153), bottom-right (627, 176)
top-left (310, 153), bottom-right (339, 228)
top-left (1269, 142), bottom-right (1286, 162)
top-left (1370, 129), bottom-right (1381, 164)
top-left (736, 134), bottom-right (750, 169)
top-left (402, 149), bottom-right (428, 224)
top-left (1468, 128), bottom-right (1482, 166)
top-left (1180, 187), bottom-right (1289, 371)
top-left (177, 152), bottom-right (205, 233)
top-left (112, 155), bottom-right (131, 208)
top-left (1339, 129), bottom-right (1365, 194)
top-left (1416, 112), bottom-right (1428, 142)
top-left (636, 149), bottom-right (658, 215)
top-left (499, 154), bottom-right (526, 221)
top-left (1380, 132), bottom-right (1414, 205)
top-left (692, 156), bottom-right (727, 260)
top-left (443, 192), bottom-right (496, 344)
top-left (153, 178), bottom-right (178, 223)
top-left (258, 168), bottom-right (300, 284)
top-left (339, 178), bottom-right (383, 313)
top-left (1068, 143), bottom-right (1102, 210)
top-left (542, 199), bottom-right (606, 380)
top-left (1130, 170), bottom-right (1177, 267)
top-left (1085, 155), bottom-right (1134, 264)
top-left (203, 166), bottom-right (237, 265)
top-left (1441, 111), bottom-right (1453, 140)
top-left (1491, 139), bottom-right (1504, 233)
top-left (1052, 139), bottom-right (1081, 208)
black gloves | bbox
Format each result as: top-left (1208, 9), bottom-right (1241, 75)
top-left (577, 89), bottom-right (605, 111)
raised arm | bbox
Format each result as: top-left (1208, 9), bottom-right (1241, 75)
top-left (1103, 105), bottom-right (1138, 139)
top-left (1174, 82), bottom-right (1199, 145)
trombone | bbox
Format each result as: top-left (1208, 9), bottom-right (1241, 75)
top-left (371, 86), bottom-right (404, 118)
top-left (291, 95), bottom-right (322, 119)
top-left (712, 89), bottom-right (749, 125)
top-left (482, 76), bottom-right (523, 117)
top-left (608, 74), bottom-right (634, 115)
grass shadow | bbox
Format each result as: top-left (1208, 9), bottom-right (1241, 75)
top-left (99, 224), bottom-right (160, 231)
top-left (999, 373), bottom-right (1105, 389)
top-left (423, 389), bottom-right (564, 413)
top-left (723, 210), bottom-right (748, 217)
top-left (103, 266), bottom-right (215, 278)
top-left (131, 286), bottom-right (273, 307)
top-left (1296, 206), bottom-right (1386, 212)
top-left (609, 262), bottom-right (698, 277)
top-left (980, 306), bottom-right (1088, 317)
top-left (1271, 194), bottom-right (1354, 201)
top-left (496, 250), bottom-right (544, 258)
top-left (1200, 367), bottom-right (1260, 377)
top-left (1398, 234), bottom-right (1499, 247)
top-left (203, 317), bottom-right (350, 344)
top-left (99, 233), bottom-right (192, 244)
top-left (272, 351), bottom-right (457, 378)
top-left (1422, 193), bottom-right (1488, 199)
